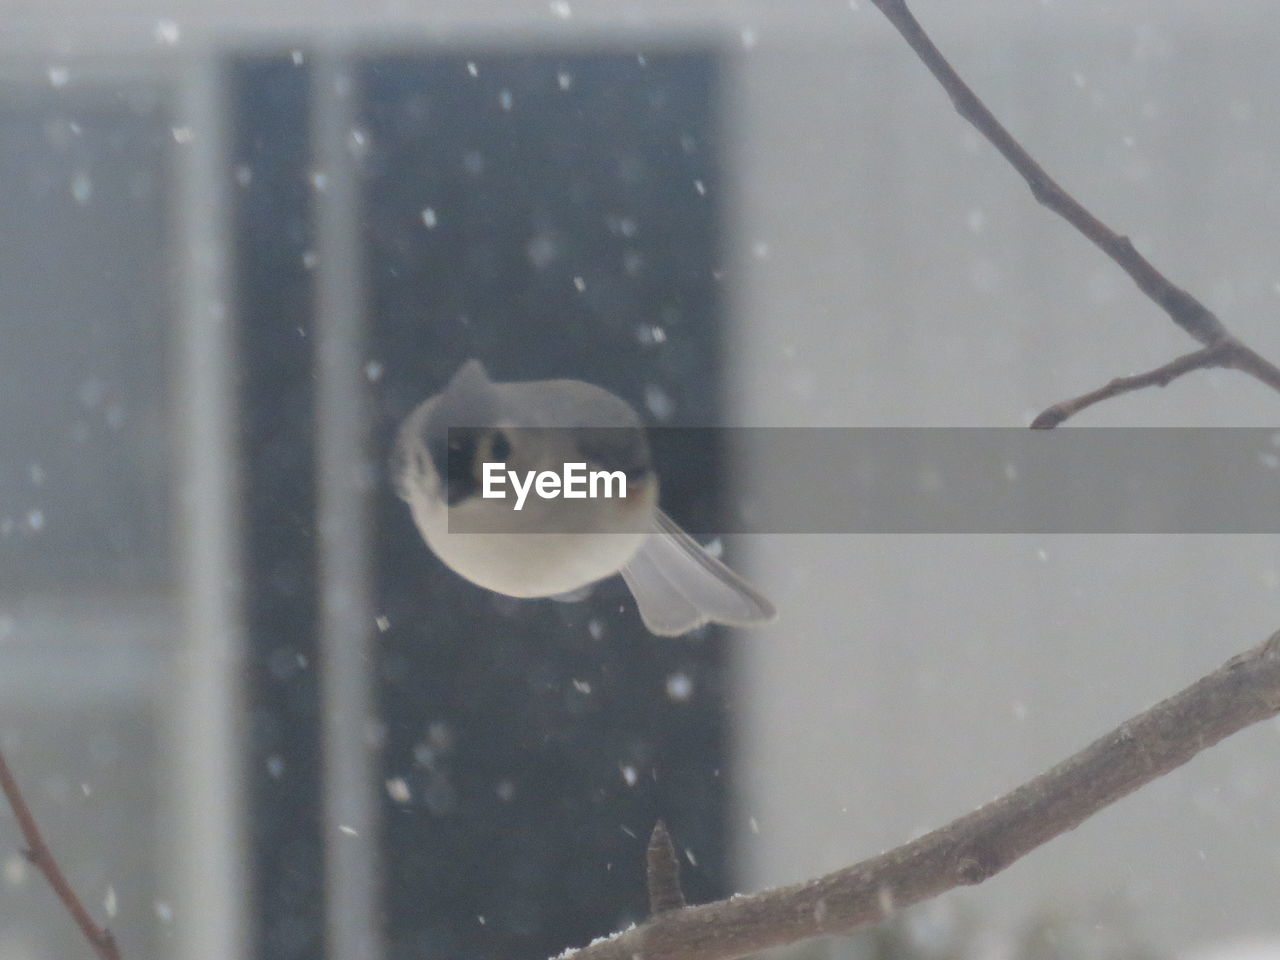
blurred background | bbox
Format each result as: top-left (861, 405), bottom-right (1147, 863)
top-left (2, 3), bottom-right (1280, 960)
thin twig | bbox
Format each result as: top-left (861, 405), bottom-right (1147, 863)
top-left (0, 747), bottom-right (121, 960)
top-left (1030, 335), bottom-right (1280, 427)
top-left (558, 631), bottom-right (1280, 960)
top-left (866, 0), bottom-right (1280, 420)
top-left (646, 821), bottom-right (686, 916)
top-left (1030, 342), bottom-right (1231, 428)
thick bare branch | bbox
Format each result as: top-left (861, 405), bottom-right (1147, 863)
top-left (0, 747), bottom-right (121, 960)
top-left (558, 632), bottom-right (1280, 960)
top-left (866, 0), bottom-right (1280, 418)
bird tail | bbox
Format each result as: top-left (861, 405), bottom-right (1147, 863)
top-left (620, 510), bottom-right (776, 637)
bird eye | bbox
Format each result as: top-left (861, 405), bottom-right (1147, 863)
top-left (489, 429), bottom-right (512, 463)
top-left (469, 429), bottom-right (511, 486)
top-left (429, 431), bottom-right (482, 506)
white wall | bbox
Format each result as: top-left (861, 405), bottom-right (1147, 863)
top-left (726, 10), bottom-right (1280, 952)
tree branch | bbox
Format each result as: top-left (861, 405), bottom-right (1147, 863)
top-left (1029, 342), bottom-right (1231, 428)
top-left (0, 747), bottom-right (122, 960)
top-left (865, 0), bottom-right (1280, 422)
top-left (558, 631), bottom-right (1280, 960)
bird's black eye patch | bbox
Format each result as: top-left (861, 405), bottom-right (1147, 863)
top-left (490, 429), bottom-right (512, 463)
top-left (430, 430), bottom-right (482, 506)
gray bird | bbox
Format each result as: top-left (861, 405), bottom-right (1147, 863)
top-left (392, 360), bottom-right (775, 636)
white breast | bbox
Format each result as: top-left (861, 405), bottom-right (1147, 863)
top-left (406, 477), bottom-right (656, 598)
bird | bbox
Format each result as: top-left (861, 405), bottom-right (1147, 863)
top-left (391, 360), bottom-right (775, 636)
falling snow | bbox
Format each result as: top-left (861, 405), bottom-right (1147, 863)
top-left (635, 324), bottom-right (667, 346)
top-left (665, 672), bottom-right (693, 702)
top-left (70, 172), bottom-right (92, 204)
top-left (386, 777), bottom-right (412, 803)
top-left (643, 384), bottom-right (674, 421)
top-left (348, 128), bottom-right (370, 160)
top-left (153, 19), bottom-right (180, 44)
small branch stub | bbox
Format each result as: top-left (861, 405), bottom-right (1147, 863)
top-left (647, 820), bottom-right (687, 915)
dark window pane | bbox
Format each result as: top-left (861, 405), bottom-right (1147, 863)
top-left (364, 50), bottom-right (729, 960)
